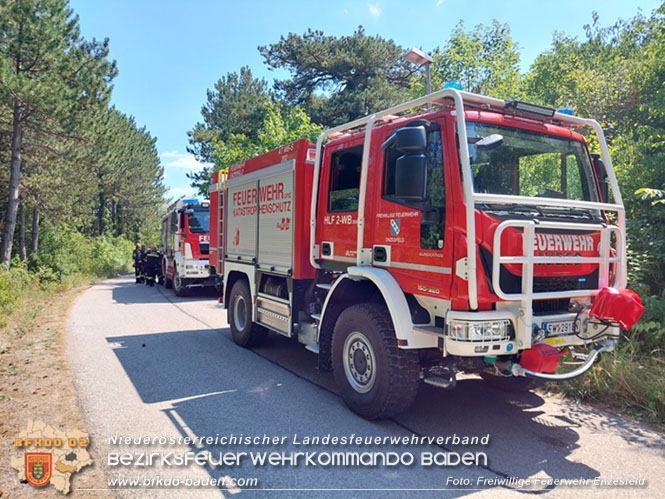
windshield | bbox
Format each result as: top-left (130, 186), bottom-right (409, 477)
top-left (187, 209), bottom-right (210, 234)
top-left (466, 122), bottom-right (599, 204)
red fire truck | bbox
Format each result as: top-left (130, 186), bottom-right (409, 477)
top-left (161, 197), bottom-right (214, 296)
top-left (208, 88), bottom-right (643, 419)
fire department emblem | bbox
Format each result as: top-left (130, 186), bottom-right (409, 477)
top-left (390, 219), bottom-right (401, 236)
top-left (25, 453), bottom-right (52, 487)
top-left (233, 227), bottom-right (240, 246)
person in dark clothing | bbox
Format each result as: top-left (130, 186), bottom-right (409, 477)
top-left (132, 243), bottom-right (143, 283)
top-left (155, 250), bottom-right (164, 285)
top-left (144, 247), bottom-right (160, 287)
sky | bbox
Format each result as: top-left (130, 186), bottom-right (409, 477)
top-left (69, 0), bottom-right (663, 199)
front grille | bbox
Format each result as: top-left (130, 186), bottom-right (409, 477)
top-left (502, 268), bottom-right (599, 294)
top-left (533, 275), bottom-right (592, 293)
top-left (533, 298), bottom-right (570, 314)
top-left (479, 245), bottom-right (599, 296)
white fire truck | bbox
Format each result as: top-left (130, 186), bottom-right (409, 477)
top-left (207, 88), bottom-right (643, 419)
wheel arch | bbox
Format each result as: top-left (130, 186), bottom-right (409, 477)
top-left (224, 270), bottom-right (250, 309)
top-left (317, 266), bottom-right (436, 372)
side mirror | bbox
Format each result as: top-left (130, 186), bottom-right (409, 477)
top-left (395, 154), bottom-right (427, 201)
top-left (381, 125), bottom-right (427, 153)
top-left (474, 134), bottom-right (503, 151)
top-left (591, 154), bottom-right (609, 202)
top-left (179, 212), bottom-right (186, 230)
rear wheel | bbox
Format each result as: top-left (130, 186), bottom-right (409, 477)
top-left (173, 266), bottom-right (187, 297)
top-left (228, 280), bottom-right (267, 347)
top-left (332, 303), bottom-right (420, 420)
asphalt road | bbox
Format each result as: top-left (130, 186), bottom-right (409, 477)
top-left (65, 275), bottom-right (665, 498)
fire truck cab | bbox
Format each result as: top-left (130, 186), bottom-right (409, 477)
top-left (209, 88), bottom-right (643, 420)
top-left (161, 197), bottom-right (214, 296)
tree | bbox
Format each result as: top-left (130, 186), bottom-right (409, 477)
top-left (524, 5), bottom-right (665, 294)
top-left (421, 20), bottom-right (521, 99)
top-left (259, 26), bottom-right (416, 126)
top-left (188, 100), bottom-right (322, 196)
top-left (0, 0), bottom-right (116, 265)
top-left (187, 66), bottom-right (271, 163)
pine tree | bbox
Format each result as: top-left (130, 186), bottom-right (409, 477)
top-left (0, 0), bottom-right (116, 264)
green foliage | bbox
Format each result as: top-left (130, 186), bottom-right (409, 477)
top-left (259, 26), bottom-right (415, 126)
top-left (212, 100), bottom-right (323, 174)
top-left (29, 223), bottom-right (133, 280)
top-left (190, 100), bottom-right (322, 196)
top-left (0, 264), bottom-right (34, 321)
top-left (629, 295), bottom-right (665, 353)
top-left (187, 66), bottom-right (272, 163)
top-left (422, 20), bottom-right (522, 98)
top-left (0, 0), bottom-right (162, 266)
top-left (635, 188), bottom-right (665, 205)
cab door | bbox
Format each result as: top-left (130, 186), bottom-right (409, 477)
top-left (316, 140), bottom-right (365, 270)
top-left (368, 119), bottom-right (454, 301)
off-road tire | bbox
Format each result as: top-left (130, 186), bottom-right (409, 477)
top-left (228, 280), bottom-right (268, 347)
top-left (332, 303), bottom-right (420, 420)
top-left (173, 266), bottom-right (188, 297)
top-left (480, 373), bottom-right (545, 392)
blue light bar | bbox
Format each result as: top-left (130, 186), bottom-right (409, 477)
top-left (442, 80), bottom-right (463, 90)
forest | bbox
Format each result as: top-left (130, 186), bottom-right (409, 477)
top-left (0, 0), bottom-right (165, 313)
top-left (1, 1), bottom-right (664, 423)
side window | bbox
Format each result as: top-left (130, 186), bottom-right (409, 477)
top-left (421, 131), bottom-right (445, 250)
top-left (329, 145), bottom-right (363, 212)
top-left (382, 127), bottom-right (446, 250)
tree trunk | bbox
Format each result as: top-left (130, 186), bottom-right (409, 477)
top-left (18, 197), bottom-right (26, 261)
top-left (111, 199), bottom-right (117, 235)
top-left (31, 192), bottom-right (40, 255)
top-left (98, 189), bottom-right (105, 236)
top-left (1, 99), bottom-right (24, 266)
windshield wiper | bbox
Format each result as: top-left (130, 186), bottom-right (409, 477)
top-left (478, 203), bottom-right (544, 217)
top-left (537, 206), bottom-right (597, 220)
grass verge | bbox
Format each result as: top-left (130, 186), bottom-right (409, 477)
top-left (0, 274), bottom-right (114, 498)
top-left (546, 346), bottom-right (665, 430)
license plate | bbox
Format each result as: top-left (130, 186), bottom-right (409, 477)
top-left (543, 320), bottom-right (576, 336)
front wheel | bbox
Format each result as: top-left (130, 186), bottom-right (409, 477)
top-left (228, 280), bottom-right (267, 347)
top-left (332, 303), bottom-right (420, 420)
top-left (173, 266), bottom-right (187, 297)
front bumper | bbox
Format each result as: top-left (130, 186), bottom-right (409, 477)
top-left (443, 306), bottom-right (620, 357)
top-left (181, 259), bottom-right (211, 279)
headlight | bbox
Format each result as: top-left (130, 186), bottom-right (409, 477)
top-left (447, 319), bottom-right (513, 342)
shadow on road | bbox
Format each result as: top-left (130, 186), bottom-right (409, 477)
top-left (110, 279), bottom-right (218, 305)
top-left (105, 326), bottom-right (634, 495)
